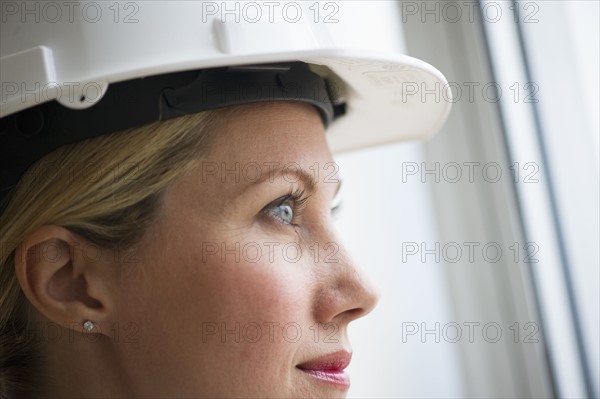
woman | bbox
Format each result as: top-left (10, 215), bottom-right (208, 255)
top-left (0, 3), bottom-right (451, 398)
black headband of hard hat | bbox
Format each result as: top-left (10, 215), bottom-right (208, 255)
top-left (0, 61), bottom-right (346, 212)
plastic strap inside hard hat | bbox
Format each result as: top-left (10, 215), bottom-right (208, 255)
top-left (0, 61), bottom-right (346, 212)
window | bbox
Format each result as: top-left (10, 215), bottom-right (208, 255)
top-left (334, 1), bottom-right (598, 397)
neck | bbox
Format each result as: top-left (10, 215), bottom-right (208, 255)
top-left (40, 325), bottom-right (129, 398)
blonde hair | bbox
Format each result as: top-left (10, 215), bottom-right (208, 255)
top-left (0, 109), bottom-right (223, 398)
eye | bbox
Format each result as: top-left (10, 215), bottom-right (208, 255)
top-left (262, 187), bottom-right (309, 227)
top-left (331, 202), bottom-right (343, 220)
top-left (266, 202), bottom-right (294, 225)
top-left (330, 183), bottom-right (343, 220)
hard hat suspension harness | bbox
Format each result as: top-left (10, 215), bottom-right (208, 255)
top-left (0, 61), bottom-right (346, 210)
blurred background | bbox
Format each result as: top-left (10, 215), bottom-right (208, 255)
top-left (324, 1), bottom-right (599, 398)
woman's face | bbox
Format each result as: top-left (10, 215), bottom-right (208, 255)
top-left (117, 102), bottom-right (380, 398)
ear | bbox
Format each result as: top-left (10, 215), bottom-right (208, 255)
top-left (14, 225), bottom-right (120, 336)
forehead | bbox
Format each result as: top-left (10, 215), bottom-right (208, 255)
top-left (206, 101), bottom-right (332, 166)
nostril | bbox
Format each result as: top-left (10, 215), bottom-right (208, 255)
top-left (345, 307), bottom-right (369, 321)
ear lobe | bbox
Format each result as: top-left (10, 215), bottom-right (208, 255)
top-left (14, 225), bottom-right (115, 335)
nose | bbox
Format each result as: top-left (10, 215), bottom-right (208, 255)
top-left (312, 238), bottom-right (381, 325)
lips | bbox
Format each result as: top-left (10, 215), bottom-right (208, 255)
top-left (296, 350), bottom-right (352, 388)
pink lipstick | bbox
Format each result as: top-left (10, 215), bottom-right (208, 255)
top-left (296, 350), bottom-right (352, 389)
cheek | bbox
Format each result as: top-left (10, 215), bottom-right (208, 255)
top-left (119, 227), bottom-right (314, 395)
top-left (186, 240), bottom-right (312, 391)
top-left (187, 238), bottom-right (311, 334)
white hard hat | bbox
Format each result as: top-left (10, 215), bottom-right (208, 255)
top-left (0, 1), bottom-right (452, 203)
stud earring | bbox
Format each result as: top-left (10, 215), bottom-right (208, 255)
top-left (83, 320), bottom-right (95, 332)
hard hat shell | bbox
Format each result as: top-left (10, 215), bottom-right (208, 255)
top-left (1, 1), bottom-right (452, 154)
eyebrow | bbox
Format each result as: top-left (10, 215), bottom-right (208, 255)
top-left (239, 165), bottom-right (342, 197)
